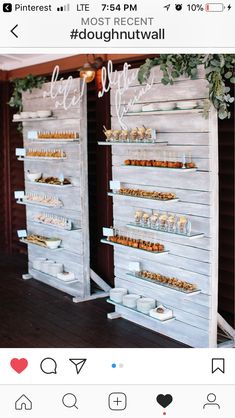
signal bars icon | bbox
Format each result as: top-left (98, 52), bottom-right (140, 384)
top-left (57, 3), bottom-right (70, 12)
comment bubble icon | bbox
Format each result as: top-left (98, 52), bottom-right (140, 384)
top-left (40, 357), bottom-right (57, 375)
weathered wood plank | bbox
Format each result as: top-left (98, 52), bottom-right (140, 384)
top-left (110, 79), bottom-right (209, 103)
top-left (112, 166), bottom-right (210, 191)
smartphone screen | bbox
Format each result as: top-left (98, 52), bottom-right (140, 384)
top-left (0, 1), bottom-right (234, 416)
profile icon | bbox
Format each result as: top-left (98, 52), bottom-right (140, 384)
top-left (203, 393), bottom-right (220, 409)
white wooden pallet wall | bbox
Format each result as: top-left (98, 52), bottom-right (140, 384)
top-left (20, 79), bottom-right (90, 299)
top-left (108, 66), bottom-right (218, 348)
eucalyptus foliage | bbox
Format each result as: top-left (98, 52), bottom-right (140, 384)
top-left (8, 74), bottom-right (46, 112)
top-left (138, 54), bottom-right (235, 119)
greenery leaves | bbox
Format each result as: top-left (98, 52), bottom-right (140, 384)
top-left (8, 74), bottom-right (46, 112)
top-left (138, 54), bottom-right (235, 119)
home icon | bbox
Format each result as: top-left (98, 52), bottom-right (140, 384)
top-left (15, 395), bottom-right (32, 411)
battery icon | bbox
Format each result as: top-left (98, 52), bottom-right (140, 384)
top-left (205, 3), bottom-right (225, 11)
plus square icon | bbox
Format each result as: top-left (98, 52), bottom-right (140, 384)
top-left (109, 393), bottom-right (127, 411)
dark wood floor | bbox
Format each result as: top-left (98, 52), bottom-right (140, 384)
top-left (0, 254), bottom-right (187, 348)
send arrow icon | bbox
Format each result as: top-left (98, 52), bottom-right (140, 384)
top-left (69, 359), bottom-right (87, 374)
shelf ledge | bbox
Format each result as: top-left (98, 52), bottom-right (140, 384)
top-left (121, 165), bottom-right (198, 172)
top-left (17, 199), bottom-right (63, 209)
top-left (13, 117), bottom-right (57, 122)
top-left (125, 108), bottom-right (203, 116)
top-left (20, 239), bottom-right (63, 251)
top-left (98, 141), bottom-right (168, 146)
top-left (101, 238), bottom-right (169, 255)
top-left (127, 223), bottom-right (205, 240)
top-left (108, 192), bottom-right (179, 203)
top-left (126, 272), bottom-right (201, 296)
top-left (107, 299), bottom-right (176, 323)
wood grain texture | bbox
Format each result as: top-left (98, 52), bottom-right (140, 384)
top-left (107, 67), bottom-right (218, 347)
top-left (21, 79), bottom-right (90, 299)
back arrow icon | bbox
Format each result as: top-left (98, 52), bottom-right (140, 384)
top-left (11, 24), bottom-right (19, 38)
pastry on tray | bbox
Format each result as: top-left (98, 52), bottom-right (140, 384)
top-left (36, 176), bottom-right (71, 185)
top-left (37, 131), bottom-right (79, 139)
top-left (25, 194), bottom-right (63, 207)
top-left (149, 305), bottom-right (173, 321)
top-left (123, 159), bottom-right (192, 168)
top-left (118, 188), bottom-right (176, 200)
top-left (138, 270), bottom-right (197, 292)
top-left (26, 149), bottom-right (66, 158)
top-left (108, 234), bottom-right (165, 253)
top-left (103, 126), bottom-right (156, 142)
top-left (25, 234), bottom-right (61, 249)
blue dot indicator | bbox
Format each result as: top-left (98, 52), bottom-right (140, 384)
top-left (112, 363), bottom-right (117, 369)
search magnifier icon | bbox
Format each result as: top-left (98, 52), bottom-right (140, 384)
top-left (62, 393), bottom-right (78, 409)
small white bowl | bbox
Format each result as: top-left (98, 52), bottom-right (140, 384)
top-left (159, 102), bottom-right (176, 111)
top-left (20, 112), bottom-right (31, 119)
top-left (110, 288), bottom-right (128, 304)
top-left (45, 239), bottom-right (61, 250)
top-left (137, 298), bottom-right (156, 314)
top-left (128, 104), bottom-right (142, 113)
top-left (29, 112), bottom-right (38, 118)
top-left (36, 110), bottom-right (52, 118)
top-left (42, 260), bottom-right (54, 274)
top-left (177, 100), bottom-right (196, 109)
top-left (13, 114), bottom-right (21, 121)
top-left (48, 262), bottom-right (63, 276)
top-left (32, 257), bottom-right (47, 271)
top-left (142, 104), bottom-right (155, 112)
top-left (57, 272), bottom-right (75, 281)
top-left (27, 172), bottom-right (42, 182)
top-left (123, 294), bottom-right (141, 309)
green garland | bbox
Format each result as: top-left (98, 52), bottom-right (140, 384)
top-left (8, 74), bottom-right (46, 113)
top-left (138, 54), bottom-right (235, 119)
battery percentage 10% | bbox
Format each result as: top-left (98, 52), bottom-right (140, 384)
top-left (187, 4), bottom-right (204, 11)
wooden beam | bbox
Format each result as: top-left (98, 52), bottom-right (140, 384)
top-left (7, 54), bottom-right (152, 79)
top-left (0, 70), bottom-right (8, 81)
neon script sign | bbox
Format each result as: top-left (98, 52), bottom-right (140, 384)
top-left (44, 61), bottom-right (154, 127)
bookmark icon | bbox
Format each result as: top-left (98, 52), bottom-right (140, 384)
top-left (69, 359), bottom-right (87, 374)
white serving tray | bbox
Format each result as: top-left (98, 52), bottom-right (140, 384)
top-left (126, 272), bottom-right (201, 296)
top-left (101, 238), bottom-right (169, 255)
top-left (25, 181), bottom-right (73, 188)
top-left (20, 238), bottom-right (63, 251)
top-left (17, 199), bottom-right (63, 209)
top-left (108, 192), bottom-right (179, 203)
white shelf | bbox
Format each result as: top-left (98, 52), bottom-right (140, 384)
top-left (18, 157), bottom-right (67, 161)
top-left (108, 192), bottom-right (179, 203)
top-left (29, 220), bottom-right (81, 232)
top-left (27, 138), bottom-right (79, 143)
top-left (98, 141), bottom-right (168, 146)
top-left (26, 181), bottom-right (73, 188)
top-left (17, 199), bottom-right (63, 209)
top-left (20, 238), bottom-right (63, 251)
top-left (29, 268), bottom-right (83, 298)
top-left (101, 238), bottom-right (169, 256)
top-left (31, 268), bottom-right (79, 284)
top-left (125, 108), bottom-right (203, 116)
top-left (107, 299), bottom-right (176, 323)
top-left (122, 165), bottom-right (197, 172)
top-left (126, 272), bottom-right (201, 296)
top-left (13, 117), bottom-right (57, 122)
top-left (127, 223), bottom-right (205, 240)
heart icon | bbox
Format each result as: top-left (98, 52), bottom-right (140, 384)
top-left (10, 358), bottom-right (28, 374)
top-left (156, 394), bottom-right (173, 408)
